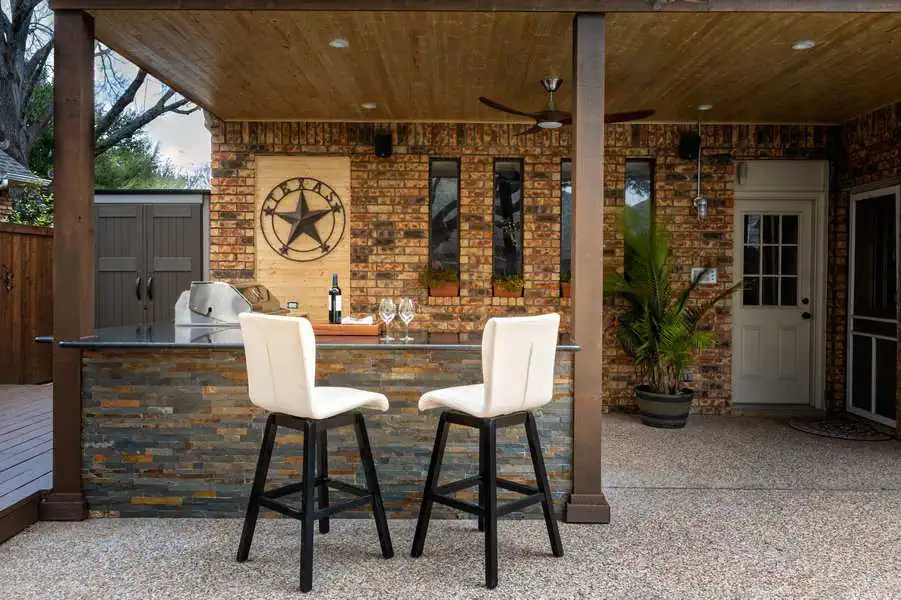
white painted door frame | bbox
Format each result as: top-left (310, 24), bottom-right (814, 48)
top-left (732, 188), bottom-right (828, 409)
top-left (847, 184), bottom-right (900, 427)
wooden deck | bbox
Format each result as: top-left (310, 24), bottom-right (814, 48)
top-left (0, 385), bottom-right (52, 542)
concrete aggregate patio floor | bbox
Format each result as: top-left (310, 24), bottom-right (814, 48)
top-left (1, 415), bottom-right (899, 599)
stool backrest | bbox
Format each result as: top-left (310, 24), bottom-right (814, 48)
top-left (482, 313), bottom-right (561, 415)
top-left (239, 313), bottom-right (317, 417)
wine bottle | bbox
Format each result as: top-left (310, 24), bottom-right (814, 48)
top-left (328, 273), bottom-right (342, 324)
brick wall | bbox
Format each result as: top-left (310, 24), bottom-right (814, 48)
top-left (82, 348), bottom-right (574, 518)
top-left (838, 101), bottom-right (901, 432)
top-left (210, 121), bottom-right (833, 413)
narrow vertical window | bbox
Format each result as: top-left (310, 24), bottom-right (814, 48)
top-left (429, 159), bottom-right (460, 271)
top-left (624, 159), bottom-right (655, 279)
top-left (561, 160), bottom-right (573, 280)
top-left (493, 159), bottom-right (524, 277)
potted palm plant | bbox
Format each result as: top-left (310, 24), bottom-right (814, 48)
top-left (419, 264), bottom-right (459, 297)
top-left (605, 212), bottom-right (737, 428)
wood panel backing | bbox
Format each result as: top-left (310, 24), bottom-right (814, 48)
top-left (254, 156), bottom-right (351, 324)
top-left (89, 10), bottom-right (901, 123)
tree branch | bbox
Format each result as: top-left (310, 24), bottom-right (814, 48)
top-left (94, 69), bottom-right (149, 138)
top-left (95, 94), bottom-right (195, 156)
top-left (21, 39), bottom-right (52, 115)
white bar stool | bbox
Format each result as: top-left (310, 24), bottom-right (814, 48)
top-left (411, 313), bottom-right (564, 589)
top-left (236, 313), bottom-right (394, 593)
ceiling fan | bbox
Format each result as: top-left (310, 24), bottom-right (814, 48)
top-left (479, 77), bottom-right (655, 136)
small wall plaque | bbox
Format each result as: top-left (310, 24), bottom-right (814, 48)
top-left (691, 268), bottom-right (718, 285)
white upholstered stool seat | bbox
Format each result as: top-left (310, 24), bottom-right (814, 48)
top-left (310, 387), bottom-right (389, 420)
top-left (418, 383), bottom-right (485, 417)
top-left (236, 313), bottom-right (393, 593)
top-left (411, 313), bottom-right (564, 589)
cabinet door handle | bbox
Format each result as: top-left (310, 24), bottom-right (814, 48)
top-left (135, 277), bottom-right (143, 301)
top-left (147, 277), bottom-right (154, 302)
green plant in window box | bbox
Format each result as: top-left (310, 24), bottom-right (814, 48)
top-left (605, 210), bottom-right (739, 428)
top-left (560, 271), bottom-right (571, 298)
top-left (419, 265), bottom-right (459, 297)
top-left (492, 273), bottom-right (524, 298)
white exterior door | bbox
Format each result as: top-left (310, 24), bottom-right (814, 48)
top-left (733, 200), bottom-right (814, 404)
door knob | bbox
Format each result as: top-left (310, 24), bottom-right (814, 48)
top-left (801, 312), bottom-right (812, 320)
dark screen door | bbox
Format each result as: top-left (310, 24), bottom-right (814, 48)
top-left (848, 190), bottom-right (898, 425)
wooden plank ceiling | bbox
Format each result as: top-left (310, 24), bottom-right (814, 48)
top-left (90, 10), bottom-right (901, 123)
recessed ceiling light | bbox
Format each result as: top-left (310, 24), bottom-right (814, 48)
top-left (329, 38), bottom-right (349, 49)
top-left (697, 104), bottom-right (713, 111)
top-left (792, 40), bottom-right (816, 50)
top-left (361, 102), bottom-right (377, 110)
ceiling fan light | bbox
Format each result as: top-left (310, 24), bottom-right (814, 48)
top-left (538, 121), bottom-right (563, 129)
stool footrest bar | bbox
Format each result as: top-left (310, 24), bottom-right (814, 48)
top-left (325, 479), bottom-right (370, 497)
top-left (258, 496), bottom-right (303, 519)
top-left (434, 475), bottom-right (482, 496)
top-left (496, 492), bottom-right (544, 517)
top-left (430, 493), bottom-right (484, 517)
top-left (315, 495), bottom-right (374, 519)
top-left (496, 478), bottom-right (538, 496)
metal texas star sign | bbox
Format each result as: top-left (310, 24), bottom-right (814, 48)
top-left (259, 176), bottom-right (347, 262)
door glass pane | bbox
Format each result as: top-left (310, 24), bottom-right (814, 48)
top-left (743, 246), bottom-right (760, 275)
top-left (743, 277), bottom-right (760, 306)
top-left (875, 338), bottom-right (898, 420)
top-left (782, 215), bottom-right (799, 245)
top-left (780, 277), bottom-right (798, 306)
top-left (853, 194), bottom-right (898, 319)
top-left (763, 215), bottom-right (779, 244)
top-left (744, 215), bottom-right (760, 245)
top-left (851, 335), bottom-right (873, 411)
top-left (763, 247), bottom-right (779, 275)
top-left (762, 277), bottom-right (778, 306)
top-left (781, 246), bottom-right (798, 276)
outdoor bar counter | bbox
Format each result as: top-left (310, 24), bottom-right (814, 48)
top-left (45, 325), bottom-right (578, 518)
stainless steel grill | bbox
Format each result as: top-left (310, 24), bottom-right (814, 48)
top-left (174, 281), bottom-right (286, 327)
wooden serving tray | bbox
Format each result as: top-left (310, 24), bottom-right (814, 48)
top-left (312, 323), bottom-right (381, 337)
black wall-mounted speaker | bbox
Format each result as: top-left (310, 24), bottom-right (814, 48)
top-left (678, 132), bottom-right (702, 160)
top-left (374, 131), bottom-right (393, 158)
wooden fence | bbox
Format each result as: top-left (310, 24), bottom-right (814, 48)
top-left (0, 223), bottom-right (53, 384)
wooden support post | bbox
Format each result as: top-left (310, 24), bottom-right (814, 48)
top-left (566, 12), bottom-right (610, 524)
top-left (41, 10), bottom-right (94, 521)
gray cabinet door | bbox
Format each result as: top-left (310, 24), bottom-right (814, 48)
top-left (95, 201), bottom-right (204, 328)
top-left (95, 204), bottom-right (146, 328)
top-left (144, 203), bottom-right (203, 324)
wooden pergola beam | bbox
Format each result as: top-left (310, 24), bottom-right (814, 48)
top-left (566, 12), bottom-right (608, 524)
top-left (47, 0), bottom-right (901, 12)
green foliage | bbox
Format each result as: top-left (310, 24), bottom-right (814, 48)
top-left (560, 271), bottom-right (571, 284)
top-left (493, 273), bottom-right (525, 292)
top-left (418, 264), bottom-right (459, 288)
top-left (7, 184), bottom-right (54, 227)
top-left (26, 80), bottom-right (54, 179)
top-left (605, 208), bottom-right (738, 394)
top-left (94, 135), bottom-right (189, 190)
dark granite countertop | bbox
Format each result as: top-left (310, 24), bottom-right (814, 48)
top-left (37, 323), bottom-right (579, 352)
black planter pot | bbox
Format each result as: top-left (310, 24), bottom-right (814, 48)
top-left (635, 385), bottom-right (694, 429)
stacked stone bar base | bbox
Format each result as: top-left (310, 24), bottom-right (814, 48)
top-left (82, 349), bottom-right (574, 518)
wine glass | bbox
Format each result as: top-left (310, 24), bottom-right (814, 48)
top-left (378, 298), bottom-right (396, 342)
top-left (398, 297), bottom-right (416, 342)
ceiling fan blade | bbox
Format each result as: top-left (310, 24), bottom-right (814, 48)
top-left (605, 109), bottom-right (656, 124)
top-left (515, 124), bottom-right (544, 137)
top-left (479, 97), bottom-right (539, 119)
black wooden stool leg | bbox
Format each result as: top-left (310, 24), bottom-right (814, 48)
top-left (477, 425), bottom-right (486, 532)
top-left (317, 429), bottom-right (330, 534)
top-left (237, 414), bottom-right (277, 562)
top-left (300, 420), bottom-right (317, 593)
top-left (411, 412), bottom-right (450, 558)
top-left (353, 413), bottom-right (394, 559)
top-left (526, 412), bottom-right (564, 558)
top-left (483, 419), bottom-right (498, 589)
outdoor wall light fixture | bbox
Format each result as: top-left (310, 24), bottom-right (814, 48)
top-left (693, 104), bottom-right (712, 220)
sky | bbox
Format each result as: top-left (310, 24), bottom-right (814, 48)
top-left (99, 57), bottom-right (211, 171)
